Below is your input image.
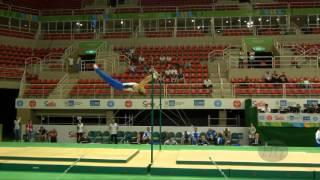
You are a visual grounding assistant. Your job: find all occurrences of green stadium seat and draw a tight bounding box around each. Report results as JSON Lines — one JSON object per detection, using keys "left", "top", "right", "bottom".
{"left": 102, "top": 131, "right": 110, "bottom": 144}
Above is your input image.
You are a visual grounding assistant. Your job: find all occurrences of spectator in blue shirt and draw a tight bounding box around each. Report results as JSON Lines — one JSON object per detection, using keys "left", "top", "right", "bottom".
{"left": 191, "top": 127, "right": 200, "bottom": 145}
{"left": 216, "top": 132, "right": 224, "bottom": 145}
{"left": 206, "top": 128, "right": 216, "bottom": 144}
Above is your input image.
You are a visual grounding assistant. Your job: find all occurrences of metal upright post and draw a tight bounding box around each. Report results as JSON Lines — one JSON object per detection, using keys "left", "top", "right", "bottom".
{"left": 150, "top": 72, "right": 154, "bottom": 164}
{"left": 159, "top": 73, "right": 162, "bottom": 151}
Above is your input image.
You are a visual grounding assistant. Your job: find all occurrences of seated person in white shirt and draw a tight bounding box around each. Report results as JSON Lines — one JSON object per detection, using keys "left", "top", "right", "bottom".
{"left": 142, "top": 127, "right": 152, "bottom": 144}
{"left": 203, "top": 79, "right": 213, "bottom": 88}
{"left": 138, "top": 55, "right": 145, "bottom": 64}
{"left": 159, "top": 55, "right": 166, "bottom": 63}
{"left": 164, "top": 137, "right": 177, "bottom": 145}
{"left": 252, "top": 133, "right": 261, "bottom": 146}
{"left": 164, "top": 68, "right": 171, "bottom": 78}
{"left": 261, "top": 104, "right": 271, "bottom": 113}
{"left": 316, "top": 128, "right": 320, "bottom": 147}
{"left": 166, "top": 55, "right": 172, "bottom": 63}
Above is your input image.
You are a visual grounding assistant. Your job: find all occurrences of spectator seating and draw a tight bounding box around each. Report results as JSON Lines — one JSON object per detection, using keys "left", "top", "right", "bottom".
{"left": 43, "top": 33, "right": 94, "bottom": 40}
{"left": 69, "top": 45, "right": 220, "bottom": 97}
{"left": 222, "top": 28, "right": 253, "bottom": 36}
{"left": 233, "top": 77, "right": 320, "bottom": 96}
{"left": 74, "top": 33, "right": 94, "bottom": 40}
{"left": 290, "top": 43, "right": 320, "bottom": 56}
{"left": 43, "top": 33, "right": 72, "bottom": 40}
{"left": 102, "top": 32, "right": 132, "bottom": 39}
{"left": 176, "top": 30, "right": 206, "bottom": 37}
{"left": 24, "top": 78, "right": 60, "bottom": 97}
{"left": 115, "top": 45, "right": 226, "bottom": 62}
{"left": 253, "top": 3, "right": 288, "bottom": 9}
{"left": 3, "top": 0, "right": 82, "bottom": 10}
{"left": 145, "top": 31, "right": 173, "bottom": 38}
{"left": 0, "top": 28, "right": 35, "bottom": 39}
{"left": 0, "top": 45, "right": 65, "bottom": 79}
{"left": 139, "top": 0, "right": 215, "bottom": 6}
{"left": 257, "top": 28, "right": 282, "bottom": 35}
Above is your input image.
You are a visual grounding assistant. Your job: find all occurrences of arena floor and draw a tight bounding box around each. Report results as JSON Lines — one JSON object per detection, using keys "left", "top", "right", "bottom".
{"left": 0, "top": 143, "right": 319, "bottom": 180}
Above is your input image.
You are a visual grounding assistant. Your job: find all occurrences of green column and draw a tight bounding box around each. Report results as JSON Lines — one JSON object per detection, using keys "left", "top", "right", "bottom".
{"left": 150, "top": 72, "right": 154, "bottom": 164}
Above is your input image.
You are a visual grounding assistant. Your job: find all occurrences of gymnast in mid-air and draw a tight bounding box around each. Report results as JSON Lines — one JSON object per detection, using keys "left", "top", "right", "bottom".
{"left": 93, "top": 64, "right": 156, "bottom": 95}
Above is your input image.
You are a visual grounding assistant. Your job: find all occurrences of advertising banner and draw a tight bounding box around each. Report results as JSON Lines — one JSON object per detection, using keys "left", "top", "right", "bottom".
{"left": 258, "top": 113, "right": 320, "bottom": 128}
{"left": 15, "top": 98, "right": 246, "bottom": 110}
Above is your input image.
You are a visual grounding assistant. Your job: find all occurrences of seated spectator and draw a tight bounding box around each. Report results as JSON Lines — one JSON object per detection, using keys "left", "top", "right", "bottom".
{"left": 199, "top": 135, "right": 209, "bottom": 146}
{"left": 191, "top": 127, "right": 200, "bottom": 145}
{"left": 164, "top": 137, "right": 178, "bottom": 145}
{"left": 170, "top": 67, "right": 178, "bottom": 83}
{"left": 48, "top": 128, "right": 57, "bottom": 143}
{"left": 166, "top": 55, "right": 172, "bottom": 63}
{"left": 296, "top": 104, "right": 302, "bottom": 113}
{"left": 251, "top": 133, "right": 261, "bottom": 146}
{"left": 138, "top": 55, "right": 145, "bottom": 64}
{"left": 206, "top": 128, "right": 216, "bottom": 144}
{"left": 181, "top": 131, "right": 190, "bottom": 144}
{"left": 248, "top": 123, "right": 256, "bottom": 145}
{"left": 156, "top": 73, "right": 164, "bottom": 84}
{"left": 272, "top": 71, "right": 281, "bottom": 83}
{"left": 263, "top": 71, "right": 272, "bottom": 83}
{"left": 279, "top": 72, "right": 288, "bottom": 83}
{"left": 223, "top": 128, "right": 231, "bottom": 145}
{"left": 159, "top": 55, "right": 166, "bottom": 63}
{"left": 129, "top": 64, "right": 136, "bottom": 74}
{"left": 143, "top": 65, "right": 149, "bottom": 73}
{"left": 261, "top": 104, "right": 271, "bottom": 113}
{"left": 177, "top": 70, "right": 185, "bottom": 83}
{"left": 149, "top": 66, "right": 159, "bottom": 80}
{"left": 203, "top": 79, "right": 213, "bottom": 88}
{"left": 216, "top": 133, "right": 224, "bottom": 145}
{"left": 165, "top": 68, "right": 171, "bottom": 78}
{"left": 79, "top": 133, "right": 90, "bottom": 143}
{"left": 316, "top": 128, "right": 320, "bottom": 147}
{"left": 142, "top": 127, "right": 151, "bottom": 144}
{"left": 38, "top": 126, "right": 47, "bottom": 142}
{"left": 128, "top": 47, "right": 135, "bottom": 57}
{"left": 248, "top": 51, "right": 255, "bottom": 68}
{"left": 301, "top": 78, "right": 311, "bottom": 89}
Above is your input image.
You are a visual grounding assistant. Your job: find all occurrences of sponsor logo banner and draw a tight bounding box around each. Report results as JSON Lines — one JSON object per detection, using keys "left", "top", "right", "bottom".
{"left": 259, "top": 113, "right": 320, "bottom": 128}
{"left": 16, "top": 100, "right": 24, "bottom": 107}
{"left": 194, "top": 99, "right": 205, "bottom": 107}
{"left": 214, "top": 100, "right": 222, "bottom": 107}
{"left": 107, "top": 100, "right": 115, "bottom": 108}
{"left": 90, "top": 100, "right": 100, "bottom": 107}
